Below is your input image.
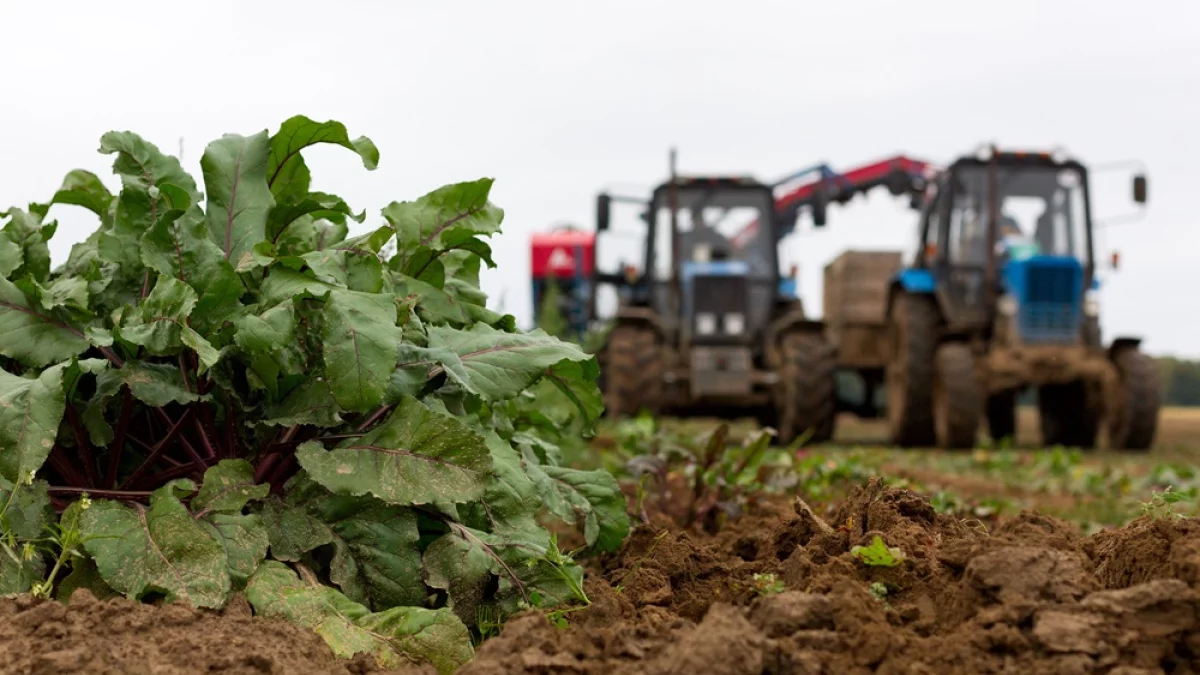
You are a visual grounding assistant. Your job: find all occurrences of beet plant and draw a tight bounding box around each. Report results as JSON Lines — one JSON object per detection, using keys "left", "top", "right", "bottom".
{"left": 0, "top": 116, "right": 628, "bottom": 673}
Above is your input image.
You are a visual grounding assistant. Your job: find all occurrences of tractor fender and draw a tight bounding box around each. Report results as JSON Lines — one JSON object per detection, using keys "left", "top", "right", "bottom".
{"left": 894, "top": 269, "right": 937, "bottom": 295}
{"left": 1108, "top": 336, "right": 1142, "bottom": 359}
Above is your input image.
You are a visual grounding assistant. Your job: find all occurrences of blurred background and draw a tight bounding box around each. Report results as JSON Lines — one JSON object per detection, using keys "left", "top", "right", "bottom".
{"left": 2, "top": 0, "right": 1197, "bottom": 359}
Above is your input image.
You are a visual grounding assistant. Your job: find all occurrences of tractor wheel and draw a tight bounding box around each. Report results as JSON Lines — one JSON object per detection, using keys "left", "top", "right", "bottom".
{"left": 1108, "top": 347, "right": 1161, "bottom": 451}
{"left": 602, "top": 324, "right": 663, "bottom": 418}
{"left": 774, "top": 330, "right": 837, "bottom": 445}
{"left": 885, "top": 292, "right": 939, "bottom": 447}
{"left": 987, "top": 390, "right": 1017, "bottom": 444}
{"left": 932, "top": 342, "right": 983, "bottom": 449}
{"left": 1038, "top": 382, "right": 1099, "bottom": 449}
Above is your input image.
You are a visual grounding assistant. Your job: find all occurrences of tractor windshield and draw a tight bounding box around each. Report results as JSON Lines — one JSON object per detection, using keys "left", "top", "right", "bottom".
{"left": 946, "top": 164, "right": 1092, "bottom": 267}
{"left": 648, "top": 185, "right": 775, "bottom": 281}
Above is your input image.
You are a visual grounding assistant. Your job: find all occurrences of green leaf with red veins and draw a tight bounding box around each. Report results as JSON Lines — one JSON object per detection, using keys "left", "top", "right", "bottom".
{"left": 296, "top": 395, "right": 492, "bottom": 506}
{"left": 246, "top": 561, "right": 472, "bottom": 674}
{"left": 193, "top": 460, "right": 270, "bottom": 515}
{"left": 98, "top": 131, "right": 199, "bottom": 272}
{"left": 382, "top": 178, "right": 503, "bottom": 255}
{"left": 1, "top": 208, "right": 53, "bottom": 283}
{"left": 118, "top": 275, "right": 220, "bottom": 371}
{"left": 80, "top": 480, "right": 231, "bottom": 608}
{"left": 260, "top": 475, "right": 425, "bottom": 611}
{"left": 267, "top": 191, "right": 363, "bottom": 245}
{"left": 0, "top": 278, "right": 90, "bottom": 368}
{"left": 266, "top": 116, "right": 379, "bottom": 203}
{"left": 201, "top": 131, "right": 276, "bottom": 273}
{"left": 260, "top": 380, "right": 343, "bottom": 428}
{"left": 425, "top": 323, "right": 593, "bottom": 403}
{"left": 141, "top": 206, "right": 244, "bottom": 333}
{"left": 320, "top": 289, "right": 402, "bottom": 412}
{"left": 0, "top": 362, "right": 67, "bottom": 485}
{"left": 0, "top": 229, "right": 21, "bottom": 278}
{"left": 302, "top": 248, "right": 384, "bottom": 294}
{"left": 47, "top": 169, "right": 115, "bottom": 222}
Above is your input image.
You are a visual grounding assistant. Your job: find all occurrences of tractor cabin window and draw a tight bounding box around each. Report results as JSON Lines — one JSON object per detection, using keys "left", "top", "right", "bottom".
{"left": 650, "top": 187, "right": 775, "bottom": 281}
{"left": 946, "top": 165, "right": 1091, "bottom": 267}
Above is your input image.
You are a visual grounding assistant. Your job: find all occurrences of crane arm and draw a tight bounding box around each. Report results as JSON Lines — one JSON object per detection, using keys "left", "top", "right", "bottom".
{"left": 731, "top": 154, "right": 937, "bottom": 248}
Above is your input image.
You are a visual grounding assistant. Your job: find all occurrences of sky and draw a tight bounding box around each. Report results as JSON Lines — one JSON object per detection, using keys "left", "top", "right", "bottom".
{"left": 3, "top": 0, "right": 1198, "bottom": 358}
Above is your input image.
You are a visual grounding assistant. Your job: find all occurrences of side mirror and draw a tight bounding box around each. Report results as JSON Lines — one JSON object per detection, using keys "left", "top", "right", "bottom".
{"left": 811, "top": 187, "right": 828, "bottom": 227}
{"left": 1132, "top": 175, "right": 1147, "bottom": 204}
{"left": 596, "top": 194, "right": 612, "bottom": 231}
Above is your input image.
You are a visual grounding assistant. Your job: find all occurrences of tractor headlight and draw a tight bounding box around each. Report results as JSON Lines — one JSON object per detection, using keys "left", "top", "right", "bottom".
{"left": 724, "top": 312, "right": 745, "bottom": 335}
{"left": 696, "top": 313, "right": 717, "bottom": 335}
{"left": 1083, "top": 291, "right": 1099, "bottom": 317}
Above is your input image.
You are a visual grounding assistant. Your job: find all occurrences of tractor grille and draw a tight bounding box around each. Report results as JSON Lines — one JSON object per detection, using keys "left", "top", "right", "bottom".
{"left": 690, "top": 274, "right": 749, "bottom": 342}
{"left": 1018, "top": 263, "right": 1082, "bottom": 344}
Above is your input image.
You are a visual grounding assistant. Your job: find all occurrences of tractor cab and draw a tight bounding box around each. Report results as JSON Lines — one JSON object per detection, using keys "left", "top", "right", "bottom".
{"left": 881, "top": 145, "right": 1158, "bottom": 450}
{"left": 911, "top": 148, "right": 1144, "bottom": 345}
{"left": 594, "top": 164, "right": 835, "bottom": 443}
{"left": 645, "top": 176, "right": 785, "bottom": 348}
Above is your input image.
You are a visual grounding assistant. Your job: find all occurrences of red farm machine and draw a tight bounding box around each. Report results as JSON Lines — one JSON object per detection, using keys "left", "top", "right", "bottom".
{"left": 529, "top": 225, "right": 596, "bottom": 339}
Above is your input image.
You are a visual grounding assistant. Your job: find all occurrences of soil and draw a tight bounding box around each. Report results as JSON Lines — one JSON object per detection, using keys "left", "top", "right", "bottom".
{"left": 3, "top": 477, "right": 1196, "bottom": 674}
{"left": 462, "top": 477, "right": 1200, "bottom": 675}
{"left": 0, "top": 589, "right": 433, "bottom": 675}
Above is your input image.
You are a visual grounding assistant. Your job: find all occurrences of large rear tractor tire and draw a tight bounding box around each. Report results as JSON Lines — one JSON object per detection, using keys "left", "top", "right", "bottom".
{"left": 885, "top": 292, "right": 939, "bottom": 447}
{"left": 932, "top": 342, "right": 983, "bottom": 449}
{"left": 774, "top": 330, "right": 838, "bottom": 445}
{"left": 1038, "top": 381, "right": 1100, "bottom": 449}
{"left": 601, "top": 324, "right": 663, "bottom": 418}
{"left": 1108, "top": 347, "right": 1161, "bottom": 451}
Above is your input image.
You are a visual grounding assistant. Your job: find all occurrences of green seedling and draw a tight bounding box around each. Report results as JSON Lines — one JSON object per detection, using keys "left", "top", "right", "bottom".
{"left": 751, "top": 572, "right": 785, "bottom": 596}
{"left": 850, "top": 535, "right": 905, "bottom": 567}
{"left": 1141, "top": 486, "right": 1191, "bottom": 519}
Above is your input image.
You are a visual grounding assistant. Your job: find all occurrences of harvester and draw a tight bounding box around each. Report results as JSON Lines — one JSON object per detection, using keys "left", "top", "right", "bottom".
{"left": 591, "top": 151, "right": 837, "bottom": 444}
{"left": 832, "top": 145, "right": 1160, "bottom": 450}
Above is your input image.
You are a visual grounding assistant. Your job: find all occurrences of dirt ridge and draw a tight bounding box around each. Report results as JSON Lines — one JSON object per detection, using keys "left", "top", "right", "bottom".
{"left": 461, "top": 477, "right": 1200, "bottom": 675}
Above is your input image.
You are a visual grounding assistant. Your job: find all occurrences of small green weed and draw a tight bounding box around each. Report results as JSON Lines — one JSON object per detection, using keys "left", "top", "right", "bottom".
{"left": 1141, "top": 486, "right": 1192, "bottom": 520}
{"left": 850, "top": 535, "right": 905, "bottom": 567}
{"left": 751, "top": 572, "right": 785, "bottom": 596}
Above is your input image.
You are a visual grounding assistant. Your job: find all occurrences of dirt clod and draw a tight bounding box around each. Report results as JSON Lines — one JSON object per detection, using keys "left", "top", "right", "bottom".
{"left": 460, "top": 482, "right": 1200, "bottom": 675}
{"left": 0, "top": 589, "right": 419, "bottom": 675}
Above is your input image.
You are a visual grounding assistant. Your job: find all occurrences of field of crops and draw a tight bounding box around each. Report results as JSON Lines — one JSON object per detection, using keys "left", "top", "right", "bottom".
{"left": 0, "top": 118, "right": 1197, "bottom": 674}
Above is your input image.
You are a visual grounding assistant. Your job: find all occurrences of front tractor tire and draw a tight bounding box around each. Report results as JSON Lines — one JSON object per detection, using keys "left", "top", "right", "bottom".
{"left": 774, "top": 330, "right": 838, "bottom": 445}
{"left": 885, "top": 292, "right": 939, "bottom": 447}
{"left": 932, "top": 342, "right": 983, "bottom": 449}
{"left": 1108, "top": 346, "right": 1161, "bottom": 451}
{"left": 601, "top": 324, "right": 664, "bottom": 418}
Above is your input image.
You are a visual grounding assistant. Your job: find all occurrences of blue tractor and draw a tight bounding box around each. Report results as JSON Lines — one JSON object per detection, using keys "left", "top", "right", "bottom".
{"left": 878, "top": 146, "right": 1159, "bottom": 449}
{"left": 592, "top": 151, "right": 837, "bottom": 444}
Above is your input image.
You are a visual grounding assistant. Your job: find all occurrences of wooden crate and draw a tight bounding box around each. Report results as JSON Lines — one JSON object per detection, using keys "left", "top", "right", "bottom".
{"left": 823, "top": 251, "right": 905, "bottom": 369}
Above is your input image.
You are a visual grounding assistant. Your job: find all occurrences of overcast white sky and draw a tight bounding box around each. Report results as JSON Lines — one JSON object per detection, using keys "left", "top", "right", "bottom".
{"left": 3, "top": 0, "right": 1198, "bottom": 357}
